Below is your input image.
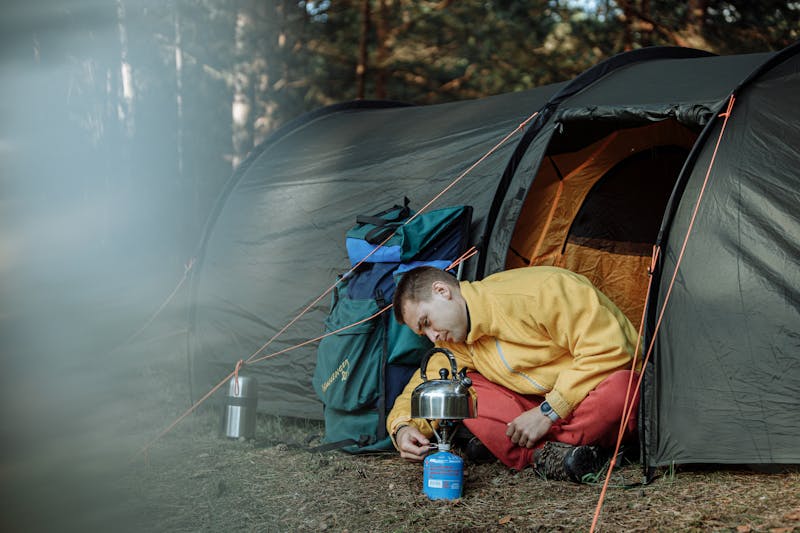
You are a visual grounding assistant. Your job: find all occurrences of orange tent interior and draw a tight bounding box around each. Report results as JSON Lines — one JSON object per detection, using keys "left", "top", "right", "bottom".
{"left": 505, "top": 119, "right": 699, "bottom": 329}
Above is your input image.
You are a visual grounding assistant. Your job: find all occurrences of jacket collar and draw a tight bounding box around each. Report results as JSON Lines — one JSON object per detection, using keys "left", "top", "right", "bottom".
{"left": 460, "top": 281, "right": 492, "bottom": 344}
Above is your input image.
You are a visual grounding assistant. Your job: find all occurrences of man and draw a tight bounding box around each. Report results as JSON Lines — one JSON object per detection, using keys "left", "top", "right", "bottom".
{"left": 387, "top": 265, "right": 641, "bottom": 482}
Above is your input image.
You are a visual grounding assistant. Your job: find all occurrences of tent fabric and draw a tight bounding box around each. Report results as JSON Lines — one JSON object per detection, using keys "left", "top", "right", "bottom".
{"left": 188, "top": 43, "right": 799, "bottom": 467}
{"left": 483, "top": 51, "right": 773, "bottom": 276}
{"left": 188, "top": 86, "right": 563, "bottom": 419}
{"left": 642, "top": 46, "right": 800, "bottom": 466}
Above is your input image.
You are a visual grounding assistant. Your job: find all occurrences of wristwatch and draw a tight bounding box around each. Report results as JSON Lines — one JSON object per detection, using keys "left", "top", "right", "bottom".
{"left": 540, "top": 401, "right": 560, "bottom": 422}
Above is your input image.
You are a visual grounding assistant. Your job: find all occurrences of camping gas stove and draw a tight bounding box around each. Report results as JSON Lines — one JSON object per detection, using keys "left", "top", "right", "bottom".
{"left": 410, "top": 348, "right": 477, "bottom": 500}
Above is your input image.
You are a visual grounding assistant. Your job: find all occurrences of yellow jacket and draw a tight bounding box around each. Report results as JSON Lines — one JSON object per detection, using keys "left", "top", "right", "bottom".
{"left": 387, "top": 266, "right": 640, "bottom": 441}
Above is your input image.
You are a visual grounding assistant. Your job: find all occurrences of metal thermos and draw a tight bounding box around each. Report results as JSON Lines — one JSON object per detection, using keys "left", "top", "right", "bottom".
{"left": 221, "top": 375, "right": 258, "bottom": 439}
{"left": 423, "top": 444, "right": 464, "bottom": 500}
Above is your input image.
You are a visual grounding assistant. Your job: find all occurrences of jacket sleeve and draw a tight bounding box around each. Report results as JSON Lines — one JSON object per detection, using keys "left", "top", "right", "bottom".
{"left": 387, "top": 365, "right": 429, "bottom": 445}
{"left": 386, "top": 344, "right": 473, "bottom": 448}
{"left": 539, "top": 275, "right": 639, "bottom": 418}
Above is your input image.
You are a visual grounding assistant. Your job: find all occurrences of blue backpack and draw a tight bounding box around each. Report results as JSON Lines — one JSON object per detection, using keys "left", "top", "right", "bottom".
{"left": 312, "top": 200, "right": 472, "bottom": 453}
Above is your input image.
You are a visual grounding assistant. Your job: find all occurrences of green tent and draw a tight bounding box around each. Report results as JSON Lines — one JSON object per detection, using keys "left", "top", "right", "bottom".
{"left": 189, "top": 43, "right": 800, "bottom": 468}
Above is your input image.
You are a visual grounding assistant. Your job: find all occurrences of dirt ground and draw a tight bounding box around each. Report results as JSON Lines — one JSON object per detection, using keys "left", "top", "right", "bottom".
{"left": 3, "top": 290, "right": 796, "bottom": 533}
{"left": 114, "top": 412, "right": 800, "bottom": 533}
{"left": 4, "top": 371, "right": 797, "bottom": 533}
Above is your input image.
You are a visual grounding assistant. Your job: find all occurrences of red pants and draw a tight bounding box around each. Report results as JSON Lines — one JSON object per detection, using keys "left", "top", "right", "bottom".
{"left": 462, "top": 370, "right": 639, "bottom": 471}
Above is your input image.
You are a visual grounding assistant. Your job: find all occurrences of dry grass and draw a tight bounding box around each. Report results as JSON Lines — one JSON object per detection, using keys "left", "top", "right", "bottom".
{"left": 119, "top": 413, "right": 800, "bottom": 533}
{"left": 6, "top": 296, "right": 794, "bottom": 533}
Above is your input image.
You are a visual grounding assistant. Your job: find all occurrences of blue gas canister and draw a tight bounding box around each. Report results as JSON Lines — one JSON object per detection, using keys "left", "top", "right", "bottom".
{"left": 423, "top": 446, "right": 464, "bottom": 500}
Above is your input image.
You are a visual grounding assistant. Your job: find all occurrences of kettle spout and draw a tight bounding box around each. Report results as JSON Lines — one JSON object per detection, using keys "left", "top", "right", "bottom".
{"left": 455, "top": 376, "right": 472, "bottom": 395}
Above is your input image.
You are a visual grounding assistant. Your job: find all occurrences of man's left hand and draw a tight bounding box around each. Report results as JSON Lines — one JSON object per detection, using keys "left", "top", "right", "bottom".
{"left": 506, "top": 408, "right": 553, "bottom": 448}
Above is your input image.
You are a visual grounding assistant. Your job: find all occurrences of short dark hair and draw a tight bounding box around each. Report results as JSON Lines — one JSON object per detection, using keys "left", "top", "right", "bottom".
{"left": 392, "top": 266, "right": 458, "bottom": 323}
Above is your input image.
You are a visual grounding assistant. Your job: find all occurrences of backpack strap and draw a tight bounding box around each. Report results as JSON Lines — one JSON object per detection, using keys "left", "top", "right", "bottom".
{"left": 305, "top": 434, "right": 373, "bottom": 453}
{"left": 355, "top": 196, "right": 411, "bottom": 227}
{"left": 375, "top": 292, "right": 389, "bottom": 443}
{"left": 362, "top": 223, "right": 401, "bottom": 245}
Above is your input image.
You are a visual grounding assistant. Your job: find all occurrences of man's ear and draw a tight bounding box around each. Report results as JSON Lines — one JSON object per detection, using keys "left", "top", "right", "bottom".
{"left": 431, "top": 280, "right": 451, "bottom": 299}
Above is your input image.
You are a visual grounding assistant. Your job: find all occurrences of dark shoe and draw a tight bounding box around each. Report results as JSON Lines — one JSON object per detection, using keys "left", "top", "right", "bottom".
{"left": 533, "top": 441, "right": 606, "bottom": 483}
{"left": 452, "top": 426, "right": 496, "bottom": 464}
{"left": 463, "top": 436, "right": 496, "bottom": 464}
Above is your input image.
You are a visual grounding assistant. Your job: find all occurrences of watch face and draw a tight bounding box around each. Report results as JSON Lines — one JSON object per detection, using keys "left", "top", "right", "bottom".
{"left": 540, "top": 401, "right": 551, "bottom": 412}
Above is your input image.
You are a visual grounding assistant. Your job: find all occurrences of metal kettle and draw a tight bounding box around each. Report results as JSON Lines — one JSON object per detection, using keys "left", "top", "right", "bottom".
{"left": 411, "top": 347, "right": 477, "bottom": 420}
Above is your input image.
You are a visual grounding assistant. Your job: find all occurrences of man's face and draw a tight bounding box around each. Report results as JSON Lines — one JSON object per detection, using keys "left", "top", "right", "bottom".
{"left": 401, "top": 281, "right": 468, "bottom": 344}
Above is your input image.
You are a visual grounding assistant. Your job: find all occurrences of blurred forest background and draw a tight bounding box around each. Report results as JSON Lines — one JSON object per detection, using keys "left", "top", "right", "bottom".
{"left": 2, "top": 0, "right": 797, "bottom": 271}
{"left": 1, "top": 0, "right": 797, "bottom": 432}
{"left": 0, "top": 1, "right": 797, "bottom": 531}
{"left": 2, "top": 0, "right": 797, "bottom": 366}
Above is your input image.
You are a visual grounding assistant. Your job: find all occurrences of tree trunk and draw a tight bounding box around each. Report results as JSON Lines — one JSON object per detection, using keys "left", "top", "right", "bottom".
{"left": 114, "top": 0, "right": 134, "bottom": 240}
{"left": 174, "top": 1, "right": 194, "bottom": 252}
{"left": 252, "top": 0, "right": 276, "bottom": 147}
{"left": 231, "top": 5, "right": 253, "bottom": 169}
{"left": 617, "top": 0, "right": 636, "bottom": 50}
{"left": 681, "top": 0, "right": 709, "bottom": 49}
{"left": 116, "top": 0, "right": 135, "bottom": 138}
{"left": 174, "top": 3, "right": 184, "bottom": 182}
{"left": 375, "top": 0, "right": 388, "bottom": 99}
{"left": 640, "top": 0, "right": 652, "bottom": 46}
{"left": 356, "top": 0, "right": 370, "bottom": 99}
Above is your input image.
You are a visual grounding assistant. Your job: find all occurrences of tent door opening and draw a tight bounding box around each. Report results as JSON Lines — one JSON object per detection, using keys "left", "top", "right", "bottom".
{"left": 505, "top": 118, "right": 700, "bottom": 328}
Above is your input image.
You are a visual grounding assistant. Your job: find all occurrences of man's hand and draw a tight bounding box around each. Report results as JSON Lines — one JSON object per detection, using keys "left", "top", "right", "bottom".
{"left": 395, "top": 425, "right": 432, "bottom": 462}
{"left": 506, "top": 408, "right": 553, "bottom": 448}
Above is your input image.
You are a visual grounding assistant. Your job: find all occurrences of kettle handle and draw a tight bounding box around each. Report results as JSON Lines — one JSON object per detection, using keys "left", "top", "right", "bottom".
{"left": 418, "top": 347, "right": 459, "bottom": 382}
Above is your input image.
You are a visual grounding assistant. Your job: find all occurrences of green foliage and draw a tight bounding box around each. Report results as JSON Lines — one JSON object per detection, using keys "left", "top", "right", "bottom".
{"left": 10, "top": 0, "right": 796, "bottom": 257}
{"left": 286, "top": 0, "right": 798, "bottom": 108}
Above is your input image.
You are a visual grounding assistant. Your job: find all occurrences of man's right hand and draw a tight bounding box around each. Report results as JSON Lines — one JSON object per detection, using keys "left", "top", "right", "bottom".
{"left": 395, "top": 425, "right": 432, "bottom": 462}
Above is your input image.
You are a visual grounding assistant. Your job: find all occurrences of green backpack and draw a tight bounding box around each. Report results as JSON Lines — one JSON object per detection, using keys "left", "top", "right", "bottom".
{"left": 312, "top": 201, "right": 472, "bottom": 453}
